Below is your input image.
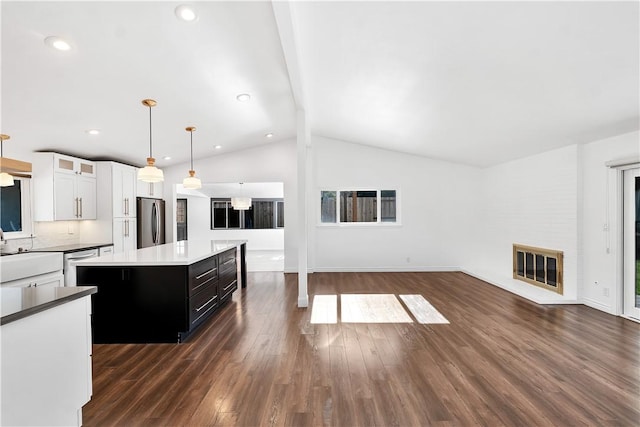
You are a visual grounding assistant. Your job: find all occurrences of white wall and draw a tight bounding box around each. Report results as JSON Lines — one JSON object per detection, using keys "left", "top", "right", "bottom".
{"left": 180, "top": 194, "right": 284, "bottom": 250}
{"left": 160, "top": 139, "right": 297, "bottom": 271}
{"left": 464, "top": 145, "right": 580, "bottom": 303}
{"left": 581, "top": 131, "right": 639, "bottom": 314}
{"left": 311, "top": 136, "right": 482, "bottom": 271}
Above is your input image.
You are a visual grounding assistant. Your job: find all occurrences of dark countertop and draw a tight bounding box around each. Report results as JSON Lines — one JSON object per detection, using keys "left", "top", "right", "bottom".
{"left": 30, "top": 243, "right": 113, "bottom": 254}
{"left": 1, "top": 286, "right": 97, "bottom": 325}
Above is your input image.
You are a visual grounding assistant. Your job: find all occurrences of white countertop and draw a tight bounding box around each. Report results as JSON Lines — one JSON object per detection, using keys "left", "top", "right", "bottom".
{"left": 75, "top": 240, "right": 246, "bottom": 267}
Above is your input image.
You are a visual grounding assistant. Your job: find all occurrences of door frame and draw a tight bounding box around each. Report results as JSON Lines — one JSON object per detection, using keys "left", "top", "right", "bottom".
{"left": 621, "top": 167, "right": 640, "bottom": 320}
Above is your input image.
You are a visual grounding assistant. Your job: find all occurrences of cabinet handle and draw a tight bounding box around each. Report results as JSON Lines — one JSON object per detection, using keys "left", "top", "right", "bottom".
{"left": 79, "top": 197, "right": 83, "bottom": 218}
{"left": 74, "top": 197, "right": 79, "bottom": 217}
{"left": 124, "top": 220, "right": 129, "bottom": 237}
{"left": 223, "top": 280, "right": 237, "bottom": 292}
{"left": 195, "top": 268, "right": 216, "bottom": 280}
{"left": 222, "top": 258, "right": 235, "bottom": 266}
{"left": 195, "top": 296, "right": 217, "bottom": 312}
{"left": 149, "top": 183, "right": 153, "bottom": 196}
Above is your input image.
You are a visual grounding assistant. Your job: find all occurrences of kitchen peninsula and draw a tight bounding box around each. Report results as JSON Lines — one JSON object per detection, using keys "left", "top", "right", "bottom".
{"left": 76, "top": 239, "right": 246, "bottom": 343}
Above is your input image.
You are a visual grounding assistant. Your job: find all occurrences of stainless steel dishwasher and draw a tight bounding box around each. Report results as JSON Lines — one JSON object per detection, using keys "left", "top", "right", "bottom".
{"left": 64, "top": 249, "right": 99, "bottom": 286}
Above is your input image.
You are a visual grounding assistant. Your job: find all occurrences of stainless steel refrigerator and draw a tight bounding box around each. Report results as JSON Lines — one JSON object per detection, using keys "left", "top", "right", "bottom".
{"left": 137, "top": 197, "right": 166, "bottom": 249}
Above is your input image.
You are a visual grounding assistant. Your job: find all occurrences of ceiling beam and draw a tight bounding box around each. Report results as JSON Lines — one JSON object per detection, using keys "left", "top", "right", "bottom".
{"left": 272, "top": 1, "right": 307, "bottom": 110}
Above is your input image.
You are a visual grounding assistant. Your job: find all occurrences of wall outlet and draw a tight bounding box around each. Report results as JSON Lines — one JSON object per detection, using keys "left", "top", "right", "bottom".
{"left": 603, "top": 288, "right": 610, "bottom": 297}
{"left": 406, "top": 257, "right": 411, "bottom": 263}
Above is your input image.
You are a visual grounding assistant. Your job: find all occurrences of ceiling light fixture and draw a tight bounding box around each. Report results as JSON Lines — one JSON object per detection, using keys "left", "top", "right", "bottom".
{"left": 215, "top": 145, "right": 222, "bottom": 150}
{"left": 0, "top": 134, "right": 15, "bottom": 187}
{"left": 86, "top": 129, "right": 100, "bottom": 135}
{"left": 182, "top": 126, "right": 202, "bottom": 190}
{"left": 163, "top": 156, "right": 172, "bottom": 160}
{"left": 265, "top": 133, "right": 274, "bottom": 139}
{"left": 231, "top": 182, "right": 251, "bottom": 210}
{"left": 236, "top": 93, "right": 251, "bottom": 102}
{"left": 175, "top": 5, "right": 197, "bottom": 22}
{"left": 138, "top": 99, "right": 164, "bottom": 183}
{"left": 44, "top": 36, "right": 71, "bottom": 51}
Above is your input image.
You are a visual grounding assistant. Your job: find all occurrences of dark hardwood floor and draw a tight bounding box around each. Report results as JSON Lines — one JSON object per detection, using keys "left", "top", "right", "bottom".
{"left": 83, "top": 272, "right": 640, "bottom": 426}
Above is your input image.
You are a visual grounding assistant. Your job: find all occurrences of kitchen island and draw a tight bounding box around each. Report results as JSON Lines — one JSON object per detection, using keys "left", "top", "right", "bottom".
{"left": 1, "top": 286, "right": 97, "bottom": 426}
{"left": 76, "top": 239, "right": 246, "bottom": 343}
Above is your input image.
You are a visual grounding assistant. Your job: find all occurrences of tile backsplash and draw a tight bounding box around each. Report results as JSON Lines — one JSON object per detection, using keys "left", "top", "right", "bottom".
{"left": 2, "top": 221, "right": 81, "bottom": 252}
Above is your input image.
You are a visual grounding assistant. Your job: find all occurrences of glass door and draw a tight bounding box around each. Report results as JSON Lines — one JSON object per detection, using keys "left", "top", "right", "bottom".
{"left": 623, "top": 168, "right": 640, "bottom": 320}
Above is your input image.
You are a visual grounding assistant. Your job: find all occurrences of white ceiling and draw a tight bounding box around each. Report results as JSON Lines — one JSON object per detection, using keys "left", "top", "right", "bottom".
{"left": 2, "top": 1, "right": 638, "bottom": 169}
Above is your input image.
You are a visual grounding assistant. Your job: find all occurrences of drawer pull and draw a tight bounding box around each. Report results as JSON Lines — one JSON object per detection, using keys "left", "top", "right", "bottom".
{"left": 222, "top": 259, "right": 235, "bottom": 266}
{"left": 191, "top": 276, "right": 215, "bottom": 292}
{"left": 195, "top": 268, "right": 216, "bottom": 280}
{"left": 222, "top": 279, "right": 237, "bottom": 292}
{"left": 195, "top": 296, "right": 217, "bottom": 312}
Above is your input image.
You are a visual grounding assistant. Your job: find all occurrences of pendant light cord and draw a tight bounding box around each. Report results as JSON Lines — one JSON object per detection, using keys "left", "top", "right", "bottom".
{"left": 190, "top": 130, "right": 194, "bottom": 170}
{"left": 148, "top": 106, "right": 153, "bottom": 158}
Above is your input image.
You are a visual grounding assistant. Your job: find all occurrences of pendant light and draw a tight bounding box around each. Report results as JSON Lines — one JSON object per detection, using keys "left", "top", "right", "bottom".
{"left": 0, "top": 134, "right": 15, "bottom": 187}
{"left": 231, "top": 182, "right": 251, "bottom": 210}
{"left": 182, "top": 126, "right": 202, "bottom": 189}
{"left": 138, "top": 99, "right": 164, "bottom": 183}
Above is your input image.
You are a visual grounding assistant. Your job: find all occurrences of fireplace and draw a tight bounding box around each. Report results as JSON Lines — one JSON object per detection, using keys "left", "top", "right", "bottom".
{"left": 513, "top": 244, "right": 563, "bottom": 294}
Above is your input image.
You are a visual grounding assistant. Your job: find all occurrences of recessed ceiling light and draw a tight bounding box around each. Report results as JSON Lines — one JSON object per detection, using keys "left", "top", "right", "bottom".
{"left": 215, "top": 145, "right": 222, "bottom": 149}
{"left": 44, "top": 36, "right": 71, "bottom": 51}
{"left": 86, "top": 129, "right": 100, "bottom": 135}
{"left": 175, "top": 5, "right": 197, "bottom": 22}
{"left": 265, "top": 133, "right": 274, "bottom": 139}
{"left": 236, "top": 93, "right": 251, "bottom": 102}
{"left": 163, "top": 156, "right": 172, "bottom": 160}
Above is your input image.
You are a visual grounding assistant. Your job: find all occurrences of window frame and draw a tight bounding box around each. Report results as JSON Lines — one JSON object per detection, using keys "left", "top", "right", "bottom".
{"left": 210, "top": 198, "right": 284, "bottom": 230}
{"left": 0, "top": 177, "right": 34, "bottom": 239}
{"left": 318, "top": 188, "right": 401, "bottom": 227}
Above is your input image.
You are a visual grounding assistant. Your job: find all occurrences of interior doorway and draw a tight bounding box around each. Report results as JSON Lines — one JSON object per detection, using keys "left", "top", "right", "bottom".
{"left": 623, "top": 168, "right": 640, "bottom": 320}
{"left": 176, "top": 198, "right": 187, "bottom": 242}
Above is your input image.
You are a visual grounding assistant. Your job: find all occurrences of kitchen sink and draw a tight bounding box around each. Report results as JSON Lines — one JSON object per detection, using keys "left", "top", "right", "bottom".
{"left": 0, "top": 252, "right": 63, "bottom": 283}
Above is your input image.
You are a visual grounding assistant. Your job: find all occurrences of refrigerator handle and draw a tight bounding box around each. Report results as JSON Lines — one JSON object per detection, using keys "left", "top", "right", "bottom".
{"left": 155, "top": 202, "right": 161, "bottom": 244}
{"left": 151, "top": 202, "right": 157, "bottom": 244}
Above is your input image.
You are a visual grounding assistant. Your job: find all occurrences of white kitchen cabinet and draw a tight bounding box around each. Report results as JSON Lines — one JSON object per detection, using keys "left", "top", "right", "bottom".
{"left": 112, "top": 218, "right": 136, "bottom": 254}
{"left": 96, "top": 162, "right": 138, "bottom": 254}
{"left": 53, "top": 153, "right": 96, "bottom": 178}
{"left": 1, "top": 294, "right": 93, "bottom": 426}
{"left": 1, "top": 270, "right": 64, "bottom": 288}
{"left": 33, "top": 153, "right": 97, "bottom": 221}
{"left": 109, "top": 162, "right": 137, "bottom": 218}
{"left": 137, "top": 180, "right": 163, "bottom": 198}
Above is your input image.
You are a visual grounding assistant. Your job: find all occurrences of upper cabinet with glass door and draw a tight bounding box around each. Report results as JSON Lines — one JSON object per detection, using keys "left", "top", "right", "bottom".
{"left": 53, "top": 153, "right": 97, "bottom": 178}
{"left": 32, "top": 152, "right": 97, "bottom": 221}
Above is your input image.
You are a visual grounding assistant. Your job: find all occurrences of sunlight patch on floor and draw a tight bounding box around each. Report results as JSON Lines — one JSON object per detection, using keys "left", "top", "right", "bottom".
{"left": 310, "top": 293, "right": 450, "bottom": 325}
{"left": 399, "top": 294, "right": 449, "bottom": 324}
{"left": 310, "top": 295, "right": 338, "bottom": 324}
{"left": 341, "top": 294, "right": 413, "bottom": 323}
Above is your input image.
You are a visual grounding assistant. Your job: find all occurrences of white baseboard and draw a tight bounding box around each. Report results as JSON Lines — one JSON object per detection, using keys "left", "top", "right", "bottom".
{"left": 311, "top": 266, "right": 460, "bottom": 273}
{"left": 581, "top": 298, "right": 616, "bottom": 315}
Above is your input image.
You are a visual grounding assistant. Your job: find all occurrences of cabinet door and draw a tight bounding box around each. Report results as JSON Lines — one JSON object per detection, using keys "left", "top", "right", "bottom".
{"left": 77, "top": 176, "right": 97, "bottom": 220}
{"left": 77, "top": 159, "right": 96, "bottom": 178}
{"left": 124, "top": 218, "right": 137, "bottom": 251}
{"left": 112, "top": 218, "right": 124, "bottom": 253}
{"left": 34, "top": 275, "right": 64, "bottom": 288}
{"left": 54, "top": 173, "right": 77, "bottom": 220}
{"left": 112, "top": 165, "right": 125, "bottom": 217}
{"left": 137, "top": 181, "right": 163, "bottom": 198}
{"left": 121, "top": 166, "right": 137, "bottom": 217}
{"left": 113, "top": 218, "right": 136, "bottom": 253}
{"left": 54, "top": 154, "right": 79, "bottom": 176}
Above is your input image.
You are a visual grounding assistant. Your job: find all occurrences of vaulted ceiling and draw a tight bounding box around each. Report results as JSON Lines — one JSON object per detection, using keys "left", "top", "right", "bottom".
{"left": 2, "top": 1, "right": 638, "bottom": 169}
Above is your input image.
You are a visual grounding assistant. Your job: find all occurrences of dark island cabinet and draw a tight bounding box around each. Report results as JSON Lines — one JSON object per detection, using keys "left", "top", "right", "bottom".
{"left": 77, "top": 252, "right": 238, "bottom": 344}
